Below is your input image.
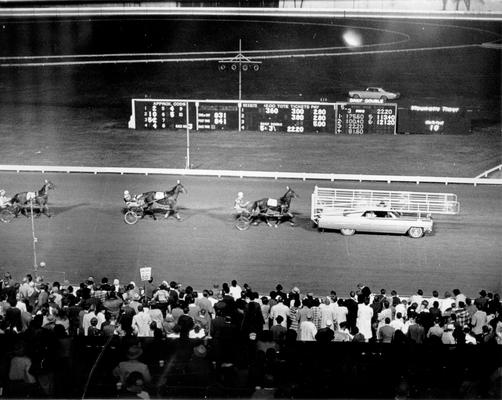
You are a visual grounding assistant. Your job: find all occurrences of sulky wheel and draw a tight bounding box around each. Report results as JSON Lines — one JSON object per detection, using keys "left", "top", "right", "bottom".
{"left": 235, "top": 215, "right": 251, "bottom": 231}
{"left": 0, "top": 209, "right": 15, "bottom": 223}
{"left": 124, "top": 210, "right": 139, "bottom": 225}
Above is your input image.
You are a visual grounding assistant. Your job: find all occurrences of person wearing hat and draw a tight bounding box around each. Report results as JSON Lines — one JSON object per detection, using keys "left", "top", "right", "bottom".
{"left": 113, "top": 345, "right": 151, "bottom": 385}
{"left": 233, "top": 191, "right": 250, "bottom": 215}
{"left": 299, "top": 309, "right": 317, "bottom": 341}
{"left": 315, "top": 319, "right": 335, "bottom": 343}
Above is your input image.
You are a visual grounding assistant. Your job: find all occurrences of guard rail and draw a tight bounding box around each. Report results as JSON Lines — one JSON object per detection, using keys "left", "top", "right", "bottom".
{"left": 1, "top": 165, "right": 501, "bottom": 185}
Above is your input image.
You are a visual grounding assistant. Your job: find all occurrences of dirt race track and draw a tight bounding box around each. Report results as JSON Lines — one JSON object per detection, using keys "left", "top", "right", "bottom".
{"left": 0, "top": 15, "right": 500, "bottom": 297}
{"left": 0, "top": 172, "right": 500, "bottom": 297}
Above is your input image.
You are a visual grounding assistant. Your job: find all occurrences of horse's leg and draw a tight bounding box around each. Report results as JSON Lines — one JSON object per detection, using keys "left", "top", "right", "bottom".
{"left": 172, "top": 206, "right": 182, "bottom": 221}
{"left": 41, "top": 201, "right": 51, "bottom": 218}
{"left": 265, "top": 213, "right": 273, "bottom": 227}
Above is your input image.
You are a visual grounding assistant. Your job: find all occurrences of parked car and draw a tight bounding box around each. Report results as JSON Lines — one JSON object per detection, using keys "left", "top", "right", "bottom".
{"left": 348, "top": 87, "right": 400, "bottom": 101}
{"left": 317, "top": 208, "right": 433, "bottom": 238}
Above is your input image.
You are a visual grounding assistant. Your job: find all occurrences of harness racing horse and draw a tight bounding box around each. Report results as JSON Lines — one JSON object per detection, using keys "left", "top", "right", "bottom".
{"left": 137, "top": 180, "right": 186, "bottom": 221}
{"left": 249, "top": 186, "right": 299, "bottom": 227}
{"left": 11, "top": 180, "right": 56, "bottom": 218}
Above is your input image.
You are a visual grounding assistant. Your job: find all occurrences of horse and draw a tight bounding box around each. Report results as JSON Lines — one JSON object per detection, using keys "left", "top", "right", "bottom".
{"left": 11, "top": 180, "right": 56, "bottom": 218}
{"left": 248, "top": 186, "right": 299, "bottom": 227}
{"left": 137, "top": 180, "right": 186, "bottom": 221}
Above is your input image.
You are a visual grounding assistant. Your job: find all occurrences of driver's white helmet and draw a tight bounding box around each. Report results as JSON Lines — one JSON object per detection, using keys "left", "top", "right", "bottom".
{"left": 237, "top": 192, "right": 244, "bottom": 198}
{"left": 0, "top": 189, "right": 5, "bottom": 196}
{"left": 124, "top": 190, "right": 129, "bottom": 196}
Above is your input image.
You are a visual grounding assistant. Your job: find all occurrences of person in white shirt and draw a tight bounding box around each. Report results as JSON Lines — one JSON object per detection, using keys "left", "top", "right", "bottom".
{"left": 319, "top": 297, "right": 336, "bottom": 329}
{"left": 132, "top": 305, "right": 153, "bottom": 337}
{"left": 233, "top": 192, "right": 250, "bottom": 215}
{"left": 453, "top": 289, "right": 466, "bottom": 307}
{"left": 0, "top": 189, "right": 11, "bottom": 208}
{"left": 15, "top": 293, "right": 27, "bottom": 313}
{"left": 334, "top": 299, "right": 349, "bottom": 327}
{"left": 390, "top": 312, "right": 405, "bottom": 332}
{"left": 356, "top": 297, "right": 374, "bottom": 341}
{"left": 409, "top": 289, "right": 424, "bottom": 308}
{"left": 299, "top": 310, "right": 317, "bottom": 341}
{"left": 395, "top": 299, "right": 408, "bottom": 318}
{"left": 229, "top": 280, "right": 242, "bottom": 300}
{"left": 269, "top": 297, "right": 289, "bottom": 328}
{"left": 82, "top": 305, "right": 98, "bottom": 336}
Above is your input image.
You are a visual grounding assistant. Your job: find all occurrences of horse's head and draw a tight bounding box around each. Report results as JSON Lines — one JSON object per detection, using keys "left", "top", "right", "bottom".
{"left": 174, "top": 180, "right": 186, "bottom": 195}
{"left": 41, "top": 180, "right": 56, "bottom": 193}
{"left": 282, "top": 186, "right": 299, "bottom": 202}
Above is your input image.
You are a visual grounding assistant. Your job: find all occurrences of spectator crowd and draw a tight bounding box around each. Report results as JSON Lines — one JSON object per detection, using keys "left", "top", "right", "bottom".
{"left": 0, "top": 270, "right": 501, "bottom": 398}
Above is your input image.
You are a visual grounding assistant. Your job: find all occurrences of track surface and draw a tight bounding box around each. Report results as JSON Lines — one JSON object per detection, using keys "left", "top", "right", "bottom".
{"left": 0, "top": 173, "right": 500, "bottom": 297}
{"left": 0, "top": 16, "right": 500, "bottom": 297}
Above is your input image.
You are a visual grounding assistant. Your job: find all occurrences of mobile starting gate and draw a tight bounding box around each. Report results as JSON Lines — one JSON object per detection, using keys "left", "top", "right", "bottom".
{"left": 311, "top": 186, "right": 460, "bottom": 224}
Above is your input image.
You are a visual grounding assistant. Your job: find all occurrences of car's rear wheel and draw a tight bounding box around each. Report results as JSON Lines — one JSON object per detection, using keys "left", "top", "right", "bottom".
{"left": 380, "top": 95, "right": 388, "bottom": 101}
{"left": 408, "top": 227, "right": 424, "bottom": 238}
{"left": 353, "top": 94, "right": 360, "bottom": 99}
{"left": 340, "top": 228, "right": 355, "bottom": 236}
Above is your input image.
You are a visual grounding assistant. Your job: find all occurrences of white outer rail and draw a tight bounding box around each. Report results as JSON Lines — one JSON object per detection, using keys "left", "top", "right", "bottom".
{"left": 475, "top": 164, "right": 502, "bottom": 179}
{"left": 0, "top": 7, "right": 500, "bottom": 21}
{"left": 0, "top": 165, "right": 501, "bottom": 186}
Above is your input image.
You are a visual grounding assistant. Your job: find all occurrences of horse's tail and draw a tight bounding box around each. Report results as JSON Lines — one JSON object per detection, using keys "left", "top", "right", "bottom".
{"left": 10, "top": 194, "right": 18, "bottom": 205}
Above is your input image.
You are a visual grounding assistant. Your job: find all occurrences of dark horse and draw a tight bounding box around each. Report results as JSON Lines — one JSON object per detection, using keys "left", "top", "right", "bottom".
{"left": 11, "top": 180, "right": 56, "bottom": 218}
{"left": 137, "top": 180, "right": 186, "bottom": 221}
{"left": 248, "top": 186, "right": 299, "bottom": 227}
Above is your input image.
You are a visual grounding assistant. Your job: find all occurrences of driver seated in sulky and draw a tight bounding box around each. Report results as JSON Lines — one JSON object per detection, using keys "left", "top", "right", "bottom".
{"left": 234, "top": 192, "right": 250, "bottom": 215}
{"left": 0, "top": 189, "right": 11, "bottom": 208}
{"left": 123, "top": 190, "right": 140, "bottom": 208}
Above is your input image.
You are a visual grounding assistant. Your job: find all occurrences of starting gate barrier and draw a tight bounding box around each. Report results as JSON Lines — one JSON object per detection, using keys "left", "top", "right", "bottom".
{"left": 311, "top": 186, "right": 460, "bottom": 224}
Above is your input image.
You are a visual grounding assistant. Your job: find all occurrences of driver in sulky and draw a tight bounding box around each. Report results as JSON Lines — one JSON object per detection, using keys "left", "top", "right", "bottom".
{"left": 123, "top": 190, "right": 140, "bottom": 208}
{"left": 234, "top": 192, "right": 250, "bottom": 215}
{"left": 0, "top": 189, "right": 11, "bottom": 208}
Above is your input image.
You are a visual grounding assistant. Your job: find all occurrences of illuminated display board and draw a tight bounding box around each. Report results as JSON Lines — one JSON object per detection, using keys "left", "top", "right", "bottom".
{"left": 397, "top": 105, "right": 471, "bottom": 134}
{"left": 196, "top": 103, "right": 239, "bottom": 130}
{"left": 335, "top": 103, "right": 397, "bottom": 134}
{"left": 134, "top": 100, "right": 193, "bottom": 130}
{"left": 131, "top": 99, "right": 399, "bottom": 134}
{"left": 240, "top": 102, "right": 335, "bottom": 133}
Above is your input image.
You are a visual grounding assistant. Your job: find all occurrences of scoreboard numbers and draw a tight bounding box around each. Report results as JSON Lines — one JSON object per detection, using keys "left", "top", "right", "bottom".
{"left": 137, "top": 101, "right": 189, "bottom": 130}
{"left": 132, "top": 99, "right": 398, "bottom": 134}
{"left": 335, "top": 103, "right": 397, "bottom": 134}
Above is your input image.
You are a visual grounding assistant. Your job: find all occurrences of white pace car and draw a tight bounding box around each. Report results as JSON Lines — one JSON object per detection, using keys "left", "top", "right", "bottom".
{"left": 317, "top": 208, "right": 433, "bottom": 238}
{"left": 348, "top": 87, "right": 400, "bottom": 101}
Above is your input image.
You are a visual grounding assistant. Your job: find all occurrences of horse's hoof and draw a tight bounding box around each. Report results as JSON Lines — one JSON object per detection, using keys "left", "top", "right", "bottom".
{"left": 274, "top": 225, "right": 279, "bottom": 228}
{"left": 252, "top": 222, "right": 258, "bottom": 226}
